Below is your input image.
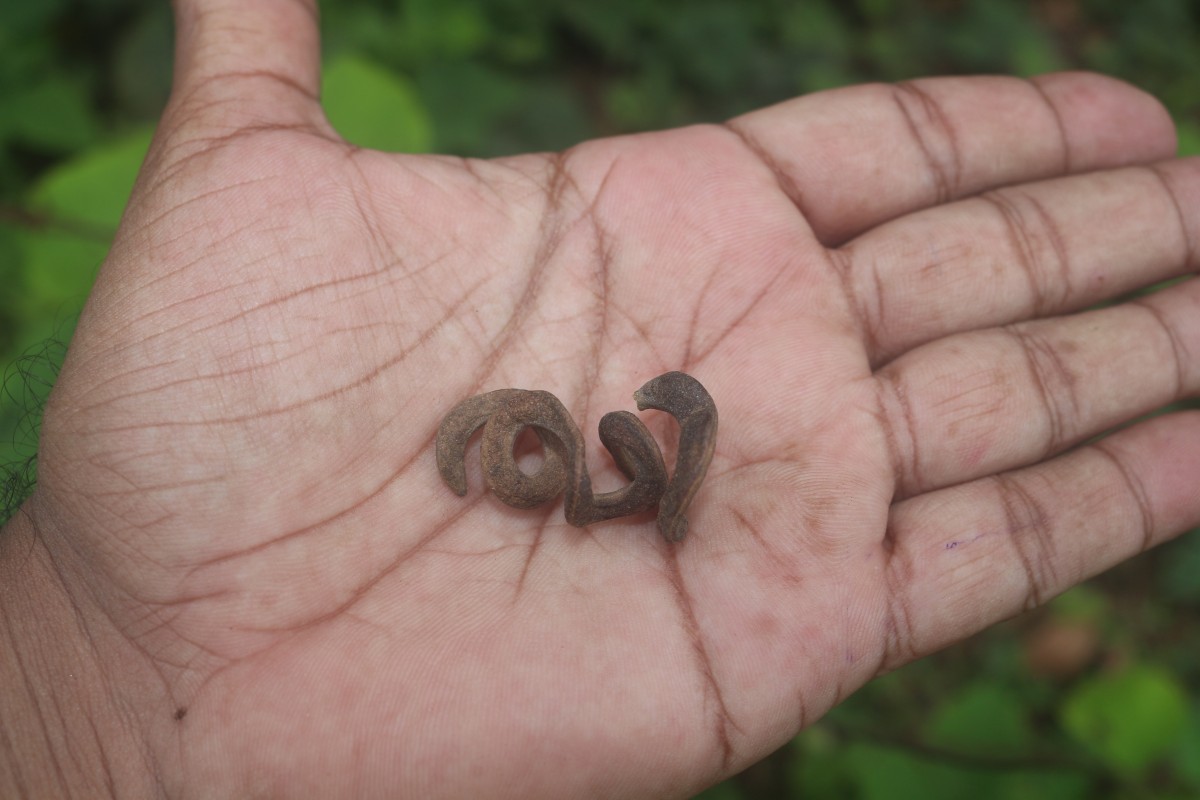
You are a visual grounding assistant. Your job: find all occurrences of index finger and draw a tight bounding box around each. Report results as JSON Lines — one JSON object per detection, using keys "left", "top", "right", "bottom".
{"left": 726, "top": 72, "right": 1177, "bottom": 245}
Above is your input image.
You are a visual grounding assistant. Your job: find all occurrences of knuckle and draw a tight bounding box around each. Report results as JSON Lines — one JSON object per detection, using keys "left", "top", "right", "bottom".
{"left": 994, "top": 474, "right": 1058, "bottom": 611}
{"left": 875, "top": 371, "right": 923, "bottom": 496}
{"left": 982, "top": 189, "right": 1072, "bottom": 316}
{"left": 1005, "top": 324, "right": 1082, "bottom": 454}
{"left": 892, "top": 81, "right": 963, "bottom": 204}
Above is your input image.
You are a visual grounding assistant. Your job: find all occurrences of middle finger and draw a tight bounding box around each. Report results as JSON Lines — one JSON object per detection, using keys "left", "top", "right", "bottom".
{"left": 837, "top": 158, "right": 1198, "bottom": 366}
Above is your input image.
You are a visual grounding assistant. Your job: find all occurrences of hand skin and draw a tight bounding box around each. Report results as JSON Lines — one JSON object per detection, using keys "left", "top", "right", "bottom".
{"left": 3, "top": 1, "right": 1200, "bottom": 797}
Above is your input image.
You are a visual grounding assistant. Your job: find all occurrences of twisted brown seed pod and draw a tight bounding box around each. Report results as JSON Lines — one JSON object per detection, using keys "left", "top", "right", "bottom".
{"left": 435, "top": 372, "right": 717, "bottom": 541}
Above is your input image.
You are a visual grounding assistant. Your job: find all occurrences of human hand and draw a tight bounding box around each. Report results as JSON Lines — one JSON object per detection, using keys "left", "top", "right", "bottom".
{"left": 3, "top": 0, "right": 1198, "bottom": 797}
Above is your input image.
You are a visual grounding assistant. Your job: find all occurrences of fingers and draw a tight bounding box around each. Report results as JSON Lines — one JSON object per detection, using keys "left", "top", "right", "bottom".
{"left": 879, "top": 411, "right": 1200, "bottom": 671}
{"left": 843, "top": 157, "right": 1200, "bottom": 364}
{"left": 876, "top": 275, "right": 1200, "bottom": 498}
{"left": 169, "top": 0, "right": 325, "bottom": 130}
{"left": 727, "top": 72, "right": 1176, "bottom": 246}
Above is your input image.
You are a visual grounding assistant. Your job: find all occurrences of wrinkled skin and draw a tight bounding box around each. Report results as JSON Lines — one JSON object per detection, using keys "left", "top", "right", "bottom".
{"left": 3, "top": 1, "right": 1200, "bottom": 798}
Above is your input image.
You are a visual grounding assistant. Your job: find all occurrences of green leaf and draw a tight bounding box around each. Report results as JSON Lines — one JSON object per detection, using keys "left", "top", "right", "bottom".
{"left": 398, "top": 0, "right": 488, "bottom": 61}
{"left": 855, "top": 0, "right": 899, "bottom": 23}
{"left": 421, "top": 67, "right": 588, "bottom": 157}
{"left": 112, "top": 3, "right": 174, "bottom": 119}
{"left": 485, "top": 81, "right": 591, "bottom": 155}
{"left": 1174, "top": 704, "right": 1200, "bottom": 788}
{"left": 1009, "top": 29, "right": 1066, "bottom": 76}
{"left": 0, "top": 77, "right": 99, "bottom": 153}
{"left": 560, "top": 3, "right": 656, "bottom": 63}
{"left": 779, "top": 0, "right": 855, "bottom": 90}
{"left": 1161, "top": 528, "right": 1200, "bottom": 603}
{"left": 1177, "top": 119, "right": 1200, "bottom": 158}
{"left": 20, "top": 127, "right": 152, "bottom": 312}
{"left": 1047, "top": 586, "right": 1110, "bottom": 622}
{"left": 994, "top": 769, "right": 1090, "bottom": 800}
{"left": 0, "top": 0, "right": 66, "bottom": 39}
{"left": 843, "top": 739, "right": 1089, "bottom": 800}
{"left": 603, "top": 66, "right": 688, "bottom": 133}
{"left": 788, "top": 726, "right": 858, "bottom": 796}
{"left": 416, "top": 61, "right": 523, "bottom": 156}
{"left": 844, "top": 742, "right": 986, "bottom": 800}
{"left": 661, "top": 1, "right": 756, "bottom": 96}
{"left": 28, "top": 127, "right": 152, "bottom": 227}
{"left": 927, "top": 683, "right": 1032, "bottom": 757}
{"left": 691, "top": 779, "right": 746, "bottom": 800}
{"left": 18, "top": 235, "right": 107, "bottom": 314}
{"left": 1061, "top": 664, "right": 1189, "bottom": 778}
{"left": 322, "top": 55, "right": 433, "bottom": 153}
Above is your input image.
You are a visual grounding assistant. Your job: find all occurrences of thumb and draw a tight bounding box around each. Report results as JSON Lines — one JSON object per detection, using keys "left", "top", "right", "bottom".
{"left": 169, "top": 0, "right": 327, "bottom": 133}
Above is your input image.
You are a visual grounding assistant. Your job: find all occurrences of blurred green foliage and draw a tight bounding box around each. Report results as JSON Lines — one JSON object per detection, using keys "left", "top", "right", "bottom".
{"left": 1, "top": 0, "right": 1198, "bottom": 797}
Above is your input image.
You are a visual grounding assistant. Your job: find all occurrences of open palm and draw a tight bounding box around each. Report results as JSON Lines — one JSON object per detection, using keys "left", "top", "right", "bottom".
{"left": 17, "top": 1, "right": 1200, "bottom": 797}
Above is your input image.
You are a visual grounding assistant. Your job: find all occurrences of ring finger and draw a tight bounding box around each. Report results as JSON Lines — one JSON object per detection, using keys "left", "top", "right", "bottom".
{"left": 875, "top": 275, "right": 1200, "bottom": 498}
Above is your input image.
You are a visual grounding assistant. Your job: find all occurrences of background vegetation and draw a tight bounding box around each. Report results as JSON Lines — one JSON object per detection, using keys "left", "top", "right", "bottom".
{"left": 1, "top": 0, "right": 1198, "bottom": 797}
